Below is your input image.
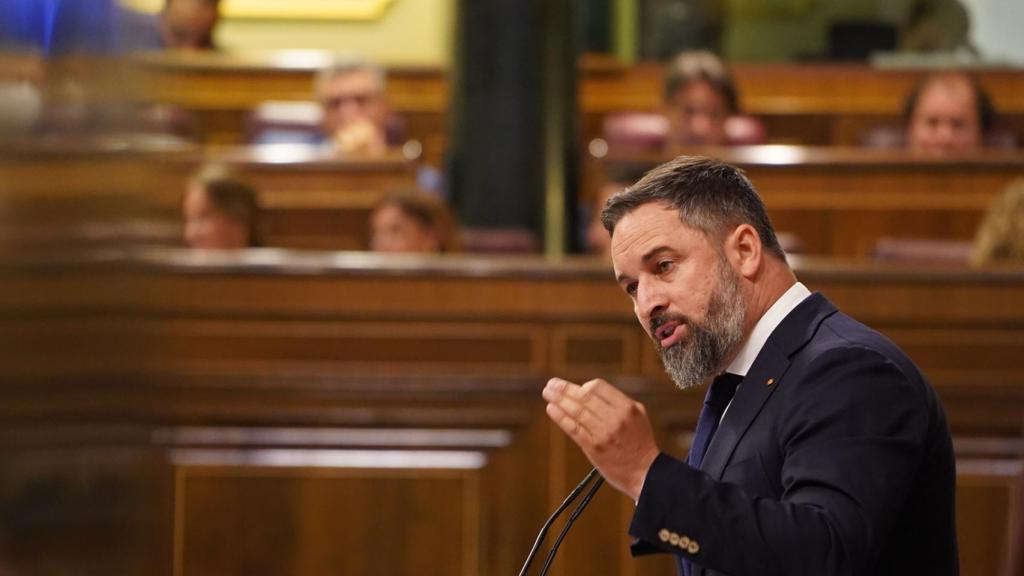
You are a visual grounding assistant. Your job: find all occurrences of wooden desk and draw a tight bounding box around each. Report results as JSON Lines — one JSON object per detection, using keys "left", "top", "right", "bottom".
{"left": 0, "top": 252, "right": 1022, "bottom": 575}
{"left": 128, "top": 52, "right": 450, "bottom": 161}
{"left": 0, "top": 142, "right": 419, "bottom": 251}
{"left": 125, "top": 53, "right": 1024, "bottom": 148}
{"left": 582, "top": 60, "right": 1024, "bottom": 145}
{"left": 211, "top": 146, "right": 419, "bottom": 250}
{"left": 601, "top": 146, "right": 1024, "bottom": 257}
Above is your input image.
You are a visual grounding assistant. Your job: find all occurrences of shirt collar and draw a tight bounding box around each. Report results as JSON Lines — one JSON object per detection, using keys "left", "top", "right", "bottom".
{"left": 724, "top": 282, "right": 811, "bottom": 377}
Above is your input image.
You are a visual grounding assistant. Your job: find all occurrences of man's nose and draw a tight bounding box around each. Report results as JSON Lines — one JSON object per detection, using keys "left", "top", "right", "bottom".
{"left": 636, "top": 280, "right": 668, "bottom": 322}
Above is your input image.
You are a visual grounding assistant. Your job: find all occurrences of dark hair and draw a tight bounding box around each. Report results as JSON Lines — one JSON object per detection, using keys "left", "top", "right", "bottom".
{"left": 190, "top": 167, "right": 261, "bottom": 246}
{"left": 601, "top": 155, "right": 786, "bottom": 260}
{"left": 373, "top": 190, "right": 461, "bottom": 253}
{"left": 903, "top": 72, "right": 996, "bottom": 132}
{"left": 663, "top": 51, "right": 739, "bottom": 114}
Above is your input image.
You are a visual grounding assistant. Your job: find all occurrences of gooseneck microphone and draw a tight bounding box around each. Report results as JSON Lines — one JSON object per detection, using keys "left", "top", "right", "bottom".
{"left": 517, "top": 467, "right": 604, "bottom": 576}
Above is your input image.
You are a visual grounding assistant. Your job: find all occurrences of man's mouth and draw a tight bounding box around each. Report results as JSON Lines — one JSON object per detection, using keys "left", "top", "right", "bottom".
{"left": 654, "top": 319, "right": 685, "bottom": 349}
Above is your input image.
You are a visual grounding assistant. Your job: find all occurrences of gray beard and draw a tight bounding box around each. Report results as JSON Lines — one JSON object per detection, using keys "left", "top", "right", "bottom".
{"left": 656, "top": 261, "right": 746, "bottom": 390}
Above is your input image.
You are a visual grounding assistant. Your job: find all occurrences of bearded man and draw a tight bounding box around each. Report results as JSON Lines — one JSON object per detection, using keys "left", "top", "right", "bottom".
{"left": 542, "top": 156, "right": 958, "bottom": 576}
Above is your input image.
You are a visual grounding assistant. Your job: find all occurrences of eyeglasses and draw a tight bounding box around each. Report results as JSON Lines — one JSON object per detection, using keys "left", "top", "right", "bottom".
{"left": 322, "top": 92, "right": 380, "bottom": 110}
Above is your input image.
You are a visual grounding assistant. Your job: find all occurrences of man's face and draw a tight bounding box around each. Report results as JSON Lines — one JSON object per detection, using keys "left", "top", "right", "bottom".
{"left": 319, "top": 70, "right": 388, "bottom": 137}
{"left": 667, "top": 79, "right": 731, "bottom": 146}
{"left": 908, "top": 78, "right": 982, "bottom": 155}
{"left": 161, "top": 0, "right": 219, "bottom": 50}
{"left": 611, "top": 202, "right": 746, "bottom": 389}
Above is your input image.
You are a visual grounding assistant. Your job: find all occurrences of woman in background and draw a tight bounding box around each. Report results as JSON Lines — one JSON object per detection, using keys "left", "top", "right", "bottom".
{"left": 183, "top": 167, "right": 261, "bottom": 249}
{"left": 369, "top": 191, "right": 460, "bottom": 254}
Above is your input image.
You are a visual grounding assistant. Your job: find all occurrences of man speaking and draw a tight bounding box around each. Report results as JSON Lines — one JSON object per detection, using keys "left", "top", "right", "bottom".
{"left": 542, "top": 156, "right": 958, "bottom": 575}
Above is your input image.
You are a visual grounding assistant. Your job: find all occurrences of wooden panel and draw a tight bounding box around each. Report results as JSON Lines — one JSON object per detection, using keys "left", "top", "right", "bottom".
{"left": 0, "top": 318, "right": 548, "bottom": 378}
{"left": 2, "top": 254, "right": 1024, "bottom": 575}
{"left": 174, "top": 465, "right": 480, "bottom": 576}
{"left": 126, "top": 54, "right": 1024, "bottom": 118}
{"left": 956, "top": 459, "right": 1024, "bottom": 576}
{"left": 550, "top": 323, "right": 643, "bottom": 378}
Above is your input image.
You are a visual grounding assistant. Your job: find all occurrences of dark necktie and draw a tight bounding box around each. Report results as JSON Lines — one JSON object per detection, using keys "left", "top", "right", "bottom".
{"left": 680, "top": 372, "right": 742, "bottom": 576}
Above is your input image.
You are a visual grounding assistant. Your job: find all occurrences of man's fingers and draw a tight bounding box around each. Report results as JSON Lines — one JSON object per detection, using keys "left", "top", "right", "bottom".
{"left": 546, "top": 377, "right": 615, "bottom": 413}
{"left": 581, "top": 378, "right": 635, "bottom": 407}
{"left": 545, "top": 385, "right": 605, "bottom": 433}
{"left": 545, "top": 402, "right": 590, "bottom": 442}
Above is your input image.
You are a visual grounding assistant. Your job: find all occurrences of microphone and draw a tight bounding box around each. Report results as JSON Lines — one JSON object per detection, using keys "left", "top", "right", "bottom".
{"left": 517, "top": 467, "right": 604, "bottom": 576}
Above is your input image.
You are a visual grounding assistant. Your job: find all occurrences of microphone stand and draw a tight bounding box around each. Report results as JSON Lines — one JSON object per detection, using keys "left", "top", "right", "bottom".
{"left": 517, "top": 467, "right": 604, "bottom": 576}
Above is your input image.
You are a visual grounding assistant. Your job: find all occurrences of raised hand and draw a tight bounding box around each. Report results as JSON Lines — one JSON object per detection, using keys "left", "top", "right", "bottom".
{"left": 543, "top": 377, "right": 661, "bottom": 501}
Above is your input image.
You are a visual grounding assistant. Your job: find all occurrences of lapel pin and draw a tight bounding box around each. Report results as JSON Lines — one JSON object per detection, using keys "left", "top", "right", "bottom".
{"left": 766, "top": 378, "right": 775, "bottom": 386}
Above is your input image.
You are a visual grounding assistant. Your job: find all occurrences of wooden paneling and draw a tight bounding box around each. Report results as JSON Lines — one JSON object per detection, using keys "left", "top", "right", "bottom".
{"left": 956, "top": 459, "right": 1024, "bottom": 576}
{"left": 174, "top": 463, "right": 481, "bottom": 576}
{"left": 1, "top": 253, "right": 1023, "bottom": 576}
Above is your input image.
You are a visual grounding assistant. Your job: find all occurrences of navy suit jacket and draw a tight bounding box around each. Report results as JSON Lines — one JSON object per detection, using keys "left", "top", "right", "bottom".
{"left": 629, "top": 293, "right": 958, "bottom": 576}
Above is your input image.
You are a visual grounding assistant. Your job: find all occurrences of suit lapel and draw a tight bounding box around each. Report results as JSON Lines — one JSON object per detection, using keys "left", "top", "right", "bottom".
{"left": 699, "top": 293, "right": 837, "bottom": 481}
{"left": 700, "top": 341, "right": 790, "bottom": 480}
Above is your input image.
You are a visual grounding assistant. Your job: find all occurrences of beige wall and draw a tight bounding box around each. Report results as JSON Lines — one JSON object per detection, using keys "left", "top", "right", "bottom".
{"left": 120, "top": 0, "right": 454, "bottom": 66}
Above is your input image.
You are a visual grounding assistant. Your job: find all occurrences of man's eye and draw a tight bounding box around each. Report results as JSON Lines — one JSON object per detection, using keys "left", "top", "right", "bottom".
{"left": 657, "top": 260, "right": 673, "bottom": 273}
{"left": 625, "top": 283, "right": 638, "bottom": 297}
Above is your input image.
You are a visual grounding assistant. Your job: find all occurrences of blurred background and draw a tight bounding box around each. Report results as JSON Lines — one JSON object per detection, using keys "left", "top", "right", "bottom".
{"left": 1, "top": 0, "right": 1023, "bottom": 575}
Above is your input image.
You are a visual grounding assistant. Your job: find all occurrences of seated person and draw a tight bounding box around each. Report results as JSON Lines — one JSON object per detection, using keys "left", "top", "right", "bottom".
{"left": 971, "top": 178, "right": 1024, "bottom": 265}
{"left": 160, "top": 0, "right": 220, "bottom": 50}
{"left": 369, "top": 191, "right": 460, "bottom": 254}
{"left": 122, "top": 0, "right": 221, "bottom": 51}
{"left": 904, "top": 71, "right": 995, "bottom": 155}
{"left": 252, "top": 57, "right": 395, "bottom": 155}
{"left": 182, "top": 167, "right": 261, "bottom": 249}
{"left": 603, "top": 51, "right": 762, "bottom": 151}
{"left": 664, "top": 50, "right": 739, "bottom": 146}
{"left": 316, "top": 58, "right": 391, "bottom": 155}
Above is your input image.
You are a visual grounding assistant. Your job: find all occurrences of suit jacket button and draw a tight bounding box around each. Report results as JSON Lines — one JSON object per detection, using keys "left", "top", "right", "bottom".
{"left": 669, "top": 532, "right": 680, "bottom": 546}
{"left": 687, "top": 540, "right": 700, "bottom": 554}
{"left": 658, "top": 529, "right": 671, "bottom": 542}
{"left": 678, "top": 536, "right": 690, "bottom": 550}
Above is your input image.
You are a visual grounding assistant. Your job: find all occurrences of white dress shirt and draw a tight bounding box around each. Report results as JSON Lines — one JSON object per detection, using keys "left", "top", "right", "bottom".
{"left": 719, "top": 282, "right": 811, "bottom": 420}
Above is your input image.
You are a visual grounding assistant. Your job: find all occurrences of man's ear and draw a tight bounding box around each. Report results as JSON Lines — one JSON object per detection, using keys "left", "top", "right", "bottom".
{"left": 724, "top": 223, "right": 762, "bottom": 280}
